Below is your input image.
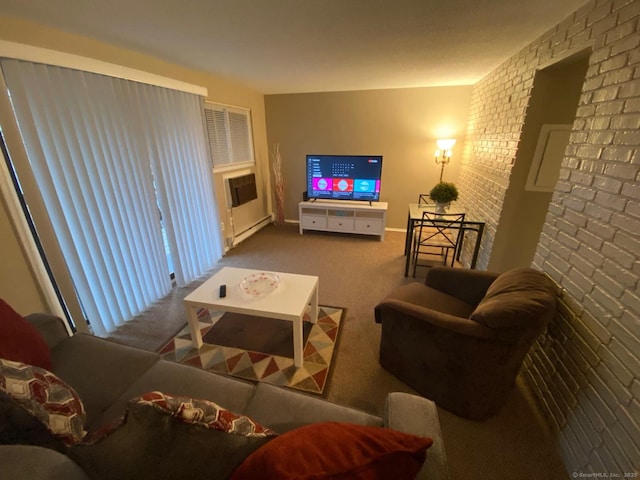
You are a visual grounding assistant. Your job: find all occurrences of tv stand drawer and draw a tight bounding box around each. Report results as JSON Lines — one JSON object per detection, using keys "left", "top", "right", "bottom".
{"left": 328, "top": 217, "right": 355, "bottom": 231}
{"left": 301, "top": 215, "right": 327, "bottom": 229}
{"left": 355, "top": 218, "right": 383, "bottom": 234}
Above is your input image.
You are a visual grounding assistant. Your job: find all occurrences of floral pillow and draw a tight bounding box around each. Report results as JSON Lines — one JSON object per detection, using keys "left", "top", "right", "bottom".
{"left": 0, "top": 358, "right": 86, "bottom": 446}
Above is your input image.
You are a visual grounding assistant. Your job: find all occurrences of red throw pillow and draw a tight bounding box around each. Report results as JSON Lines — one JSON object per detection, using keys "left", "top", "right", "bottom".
{"left": 0, "top": 299, "right": 51, "bottom": 370}
{"left": 230, "top": 422, "right": 433, "bottom": 480}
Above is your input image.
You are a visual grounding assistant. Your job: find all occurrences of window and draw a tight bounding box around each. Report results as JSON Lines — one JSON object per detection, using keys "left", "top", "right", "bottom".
{"left": 204, "top": 102, "right": 254, "bottom": 169}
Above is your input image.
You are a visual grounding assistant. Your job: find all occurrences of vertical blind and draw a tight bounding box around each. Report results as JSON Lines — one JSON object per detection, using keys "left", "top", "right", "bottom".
{"left": 1, "top": 59, "right": 222, "bottom": 335}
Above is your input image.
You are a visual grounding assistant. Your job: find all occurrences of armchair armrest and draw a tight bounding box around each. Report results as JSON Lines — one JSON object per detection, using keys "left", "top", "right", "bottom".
{"left": 25, "top": 313, "right": 70, "bottom": 349}
{"left": 384, "top": 393, "right": 449, "bottom": 480}
{"left": 425, "top": 266, "right": 499, "bottom": 306}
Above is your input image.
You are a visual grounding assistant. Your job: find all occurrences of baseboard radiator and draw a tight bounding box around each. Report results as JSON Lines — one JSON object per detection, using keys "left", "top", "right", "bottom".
{"left": 228, "top": 214, "right": 272, "bottom": 249}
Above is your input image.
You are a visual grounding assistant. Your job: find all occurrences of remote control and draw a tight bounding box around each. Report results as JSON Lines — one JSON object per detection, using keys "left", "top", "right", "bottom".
{"left": 219, "top": 284, "right": 226, "bottom": 298}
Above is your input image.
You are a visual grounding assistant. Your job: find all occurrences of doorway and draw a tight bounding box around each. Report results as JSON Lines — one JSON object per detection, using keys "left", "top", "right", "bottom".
{"left": 488, "top": 49, "right": 591, "bottom": 271}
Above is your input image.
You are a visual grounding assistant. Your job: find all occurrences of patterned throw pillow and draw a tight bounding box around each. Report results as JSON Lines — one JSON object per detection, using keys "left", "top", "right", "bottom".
{"left": 0, "top": 358, "right": 86, "bottom": 446}
{"left": 69, "top": 391, "right": 277, "bottom": 480}
{"left": 136, "top": 391, "right": 277, "bottom": 438}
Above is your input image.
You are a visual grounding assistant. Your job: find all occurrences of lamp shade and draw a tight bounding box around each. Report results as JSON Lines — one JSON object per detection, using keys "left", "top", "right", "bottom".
{"left": 436, "top": 138, "right": 456, "bottom": 150}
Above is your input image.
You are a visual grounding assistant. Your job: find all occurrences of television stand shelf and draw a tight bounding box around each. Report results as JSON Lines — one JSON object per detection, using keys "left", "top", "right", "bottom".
{"left": 298, "top": 200, "right": 388, "bottom": 240}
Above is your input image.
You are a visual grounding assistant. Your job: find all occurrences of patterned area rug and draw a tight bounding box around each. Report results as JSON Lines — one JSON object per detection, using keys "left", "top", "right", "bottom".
{"left": 159, "top": 305, "right": 345, "bottom": 396}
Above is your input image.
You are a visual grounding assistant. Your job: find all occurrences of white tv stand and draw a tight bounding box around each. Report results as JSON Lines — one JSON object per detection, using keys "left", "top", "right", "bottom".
{"left": 298, "top": 200, "right": 388, "bottom": 240}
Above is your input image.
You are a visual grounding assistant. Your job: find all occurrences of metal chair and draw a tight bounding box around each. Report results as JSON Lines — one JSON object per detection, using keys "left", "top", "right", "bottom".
{"left": 411, "top": 210, "right": 465, "bottom": 276}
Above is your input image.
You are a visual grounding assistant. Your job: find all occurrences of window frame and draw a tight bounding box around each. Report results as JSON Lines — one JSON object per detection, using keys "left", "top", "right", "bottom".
{"left": 204, "top": 101, "right": 255, "bottom": 173}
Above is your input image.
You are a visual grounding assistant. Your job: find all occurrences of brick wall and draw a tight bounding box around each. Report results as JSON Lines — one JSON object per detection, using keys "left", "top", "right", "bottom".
{"left": 459, "top": 0, "right": 639, "bottom": 475}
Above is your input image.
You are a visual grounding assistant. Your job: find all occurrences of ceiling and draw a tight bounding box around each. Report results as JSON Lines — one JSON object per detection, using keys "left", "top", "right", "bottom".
{"left": 0, "top": 0, "right": 589, "bottom": 94}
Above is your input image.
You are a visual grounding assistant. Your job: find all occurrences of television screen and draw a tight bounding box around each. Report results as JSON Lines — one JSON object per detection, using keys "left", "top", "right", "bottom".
{"left": 306, "top": 154, "right": 383, "bottom": 202}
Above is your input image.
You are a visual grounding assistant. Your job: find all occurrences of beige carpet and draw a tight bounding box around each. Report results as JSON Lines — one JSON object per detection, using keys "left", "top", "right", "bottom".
{"left": 106, "top": 223, "right": 568, "bottom": 480}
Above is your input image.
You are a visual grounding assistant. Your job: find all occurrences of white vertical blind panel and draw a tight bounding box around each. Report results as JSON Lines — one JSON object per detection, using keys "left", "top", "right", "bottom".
{"left": 134, "top": 84, "right": 222, "bottom": 285}
{"left": 1, "top": 59, "right": 172, "bottom": 335}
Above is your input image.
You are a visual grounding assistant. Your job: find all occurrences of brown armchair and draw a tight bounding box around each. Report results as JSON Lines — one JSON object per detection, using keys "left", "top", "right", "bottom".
{"left": 374, "top": 266, "right": 559, "bottom": 420}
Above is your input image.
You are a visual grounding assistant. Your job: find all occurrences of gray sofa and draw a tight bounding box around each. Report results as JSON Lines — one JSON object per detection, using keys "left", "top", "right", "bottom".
{"left": 2, "top": 313, "right": 449, "bottom": 480}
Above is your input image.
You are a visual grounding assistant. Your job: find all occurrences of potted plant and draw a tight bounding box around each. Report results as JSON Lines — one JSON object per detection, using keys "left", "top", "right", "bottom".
{"left": 429, "top": 181, "right": 459, "bottom": 213}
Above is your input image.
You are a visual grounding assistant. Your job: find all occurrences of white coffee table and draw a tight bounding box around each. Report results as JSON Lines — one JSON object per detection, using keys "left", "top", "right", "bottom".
{"left": 183, "top": 267, "right": 319, "bottom": 368}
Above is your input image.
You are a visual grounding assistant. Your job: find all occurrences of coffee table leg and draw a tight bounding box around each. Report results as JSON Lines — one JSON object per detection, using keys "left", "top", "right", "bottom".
{"left": 293, "top": 283, "right": 320, "bottom": 368}
{"left": 309, "top": 283, "right": 319, "bottom": 324}
{"left": 293, "top": 316, "right": 303, "bottom": 368}
{"left": 185, "top": 302, "right": 203, "bottom": 349}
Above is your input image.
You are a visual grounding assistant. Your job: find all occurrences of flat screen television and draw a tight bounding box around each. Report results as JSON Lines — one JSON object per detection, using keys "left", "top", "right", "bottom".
{"left": 306, "top": 154, "right": 383, "bottom": 202}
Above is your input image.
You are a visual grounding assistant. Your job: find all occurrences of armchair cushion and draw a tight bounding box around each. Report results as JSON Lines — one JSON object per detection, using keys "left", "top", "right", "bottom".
{"left": 471, "top": 268, "right": 558, "bottom": 329}
{"left": 375, "top": 282, "right": 475, "bottom": 324}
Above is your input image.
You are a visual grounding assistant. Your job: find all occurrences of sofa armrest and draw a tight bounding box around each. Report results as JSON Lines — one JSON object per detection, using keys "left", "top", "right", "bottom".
{"left": 384, "top": 393, "right": 449, "bottom": 480}
{"left": 425, "top": 266, "right": 499, "bottom": 306}
{"left": 25, "top": 313, "right": 70, "bottom": 349}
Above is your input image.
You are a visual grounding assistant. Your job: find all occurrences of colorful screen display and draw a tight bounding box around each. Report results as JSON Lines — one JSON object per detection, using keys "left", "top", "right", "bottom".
{"left": 306, "top": 155, "right": 383, "bottom": 202}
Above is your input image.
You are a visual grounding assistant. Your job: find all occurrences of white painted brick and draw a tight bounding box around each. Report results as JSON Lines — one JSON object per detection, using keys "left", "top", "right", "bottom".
{"left": 594, "top": 190, "right": 629, "bottom": 211}
{"left": 584, "top": 203, "right": 614, "bottom": 222}
{"left": 580, "top": 309, "right": 613, "bottom": 344}
{"left": 593, "top": 175, "right": 623, "bottom": 194}
{"left": 613, "top": 230, "right": 640, "bottom": 257}
{"left": 564, "top": 276, "right": 591, "bottom": 302}
{"left": 557, "top": 230, "right": 582, "bottom": 251}
{"left": 586, "top": 383, "right": 618, "bottom": 427}
{"left": 567, "top": 409, "right": 600, "bottom": 457}
{"left": 592, "top": 269, "right": 626, "bottom": 297}
{"left": 555, "top": 373, "right": 578, "bottom": 408}
{"left": 581, "top": 391, "right": 608, "bottom": 433}
{"left": 569, "top": 252, "right": 597, "bottom": 277}
{"left": 560, "top": 426, "right": 590, "bottom": 468}
{"left": 620, "top": 309, "right": 640, "bottom": 338}
{"left": 601, "top": 145, "right": 635, "bottom": 162}
{"left": 610, "top": 336, "right": 640, "bottom": 382}
{"left": 576, "top": 228, "right": 604, "bottom": 249}
{"left": 588, "top": 367, "right": 622, "bottom": 411}
{"left": 631, "top": 380, "right": 640, "bottom": 404}
{"left": 587, "top": 218, "right": 617, "bottom": 240}
{"left": 462, "top": 1, "right": 640, "bottom": 474}
{"left": 616, "top": 402, "right": 640, "bottom": 452}
{"left": 595, "top": 99, "right": 626, "bottom": 114}
{"left": 588, "top": 286, "right": 625, "bottom": 317}
{"left": 621, "top": 289, "right": 640, "bottom": 315}
{"left": 596, "top": 442, "right": 624, "bottom": 476}
{"left": 601, "top": 238, "right": 637, "bottom": 268}
{"left": 605, "top": 427, "right": 639, "bottom": 473}
{"left": 587, "top": 450, "right": 609, "bottom": 476}
{"left": 596, "top": 347, "right": 634, "bottom": 388}
{"left": 602, "top": 259, "right": 638, "bottom": 288}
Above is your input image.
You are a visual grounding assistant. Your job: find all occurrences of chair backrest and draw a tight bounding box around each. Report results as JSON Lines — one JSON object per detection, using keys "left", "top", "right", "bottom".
{"left": 416, "top": 211, "right": 466, "bottom": 248}
{"left": 417, "top": 194, "right": 431, "bottom": 205}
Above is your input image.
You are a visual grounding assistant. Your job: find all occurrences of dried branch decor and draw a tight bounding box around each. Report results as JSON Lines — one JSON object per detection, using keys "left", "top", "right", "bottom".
{"left": 270, "top": 143, "right": 285, "bottom": 225}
